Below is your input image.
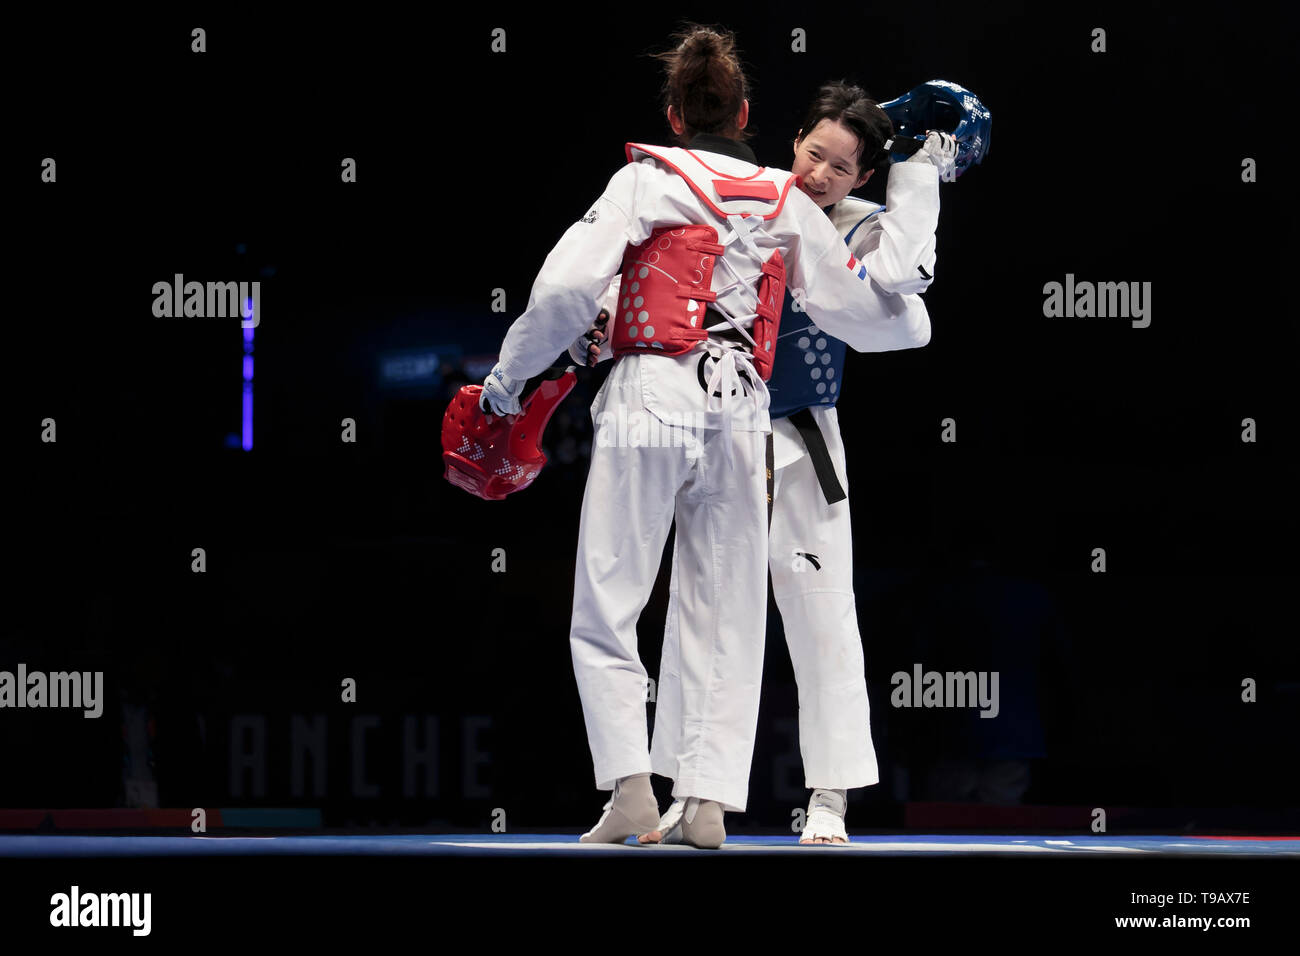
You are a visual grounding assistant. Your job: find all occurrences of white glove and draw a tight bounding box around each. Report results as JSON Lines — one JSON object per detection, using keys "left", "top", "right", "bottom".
{"left": 566, "top": 309, "right": 610, "bottom": 368}
{"left": 480, "top": 364, "right": 525, "bottom": 416}
{"left": 907, "top": 130, "right": 958, "bottom": 180}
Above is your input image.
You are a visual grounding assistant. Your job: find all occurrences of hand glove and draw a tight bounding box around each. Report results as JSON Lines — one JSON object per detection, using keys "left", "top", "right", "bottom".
{"left": 906, "top": 130, "right": 958, "bottom": 180}
{"left": 566, "top": 309, "right": 610, "bottom": 368}
{"left": 480, "top": 364, "right": 525, "bottom": 416}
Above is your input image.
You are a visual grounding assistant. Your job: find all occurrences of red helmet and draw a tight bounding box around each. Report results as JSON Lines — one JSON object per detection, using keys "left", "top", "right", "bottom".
{"left": 441, "top": 370, "right": 577, "bottom": 500}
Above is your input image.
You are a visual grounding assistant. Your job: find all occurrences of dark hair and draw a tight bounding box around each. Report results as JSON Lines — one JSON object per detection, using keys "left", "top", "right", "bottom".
{"left": 798, "top": 81, "right": 894, "bottom": 179}
{"left": 652, "top": 24, "right": 751, "bottom": 146}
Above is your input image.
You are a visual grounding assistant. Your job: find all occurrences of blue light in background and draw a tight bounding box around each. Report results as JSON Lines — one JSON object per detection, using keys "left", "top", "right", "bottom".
{"left": 242, "top": 304, "right": 254, "bottom": 451}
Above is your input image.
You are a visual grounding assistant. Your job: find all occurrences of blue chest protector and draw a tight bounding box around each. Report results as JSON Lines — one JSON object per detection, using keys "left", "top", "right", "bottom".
{"left": 767, "top": 203, "right": 885, "bottom": 420}
{"left": 767, "top": 297, "right": 848, "bottom": 420}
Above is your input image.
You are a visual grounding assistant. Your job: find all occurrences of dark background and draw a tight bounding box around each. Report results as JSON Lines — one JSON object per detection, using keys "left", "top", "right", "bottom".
{"left": 7, "top": 2, "right": 1296, "bottom": 832}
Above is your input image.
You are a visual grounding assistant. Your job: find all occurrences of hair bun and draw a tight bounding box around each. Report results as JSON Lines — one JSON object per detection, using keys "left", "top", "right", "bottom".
{"left": 653, "top": 24, "right": 750, "bottom": 145}
{"left": 687, "top": 32, "right": 720, "bottom": 54}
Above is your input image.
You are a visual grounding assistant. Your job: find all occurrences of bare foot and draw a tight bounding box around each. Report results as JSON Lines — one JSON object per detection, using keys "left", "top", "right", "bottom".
{"left": 638, "top": 830, "right": 663, "bottom": 844}
{"left": 799, "top": 836, "right": 848, "bottom": 844}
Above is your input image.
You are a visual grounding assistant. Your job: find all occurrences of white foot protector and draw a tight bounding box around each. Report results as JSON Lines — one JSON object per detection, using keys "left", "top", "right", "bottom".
{"left": 579, "top": 773, "right": 661, "bottom": 844}
{"left": 642, "top": 797, "right": 725, "bottom": 849}
{"left": 800, "top": 788, "right": 849, "bottom": 844}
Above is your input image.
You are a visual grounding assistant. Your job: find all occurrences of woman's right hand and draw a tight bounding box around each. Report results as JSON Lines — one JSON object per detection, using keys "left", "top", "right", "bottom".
{"left": 906, "top": 130, "right": 958, "bottom": 180}
{"left": 567, "top": 309, "right": 610, "bottom": 367}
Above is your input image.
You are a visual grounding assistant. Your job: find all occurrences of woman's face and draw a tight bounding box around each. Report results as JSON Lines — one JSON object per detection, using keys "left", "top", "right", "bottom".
{"left": 792, "top": 118, "right": 873, "bottom": 209}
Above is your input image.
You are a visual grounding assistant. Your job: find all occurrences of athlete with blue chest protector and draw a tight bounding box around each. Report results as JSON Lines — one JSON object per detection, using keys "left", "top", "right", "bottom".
{"left": 643, "top": 81, "right": 959, "bottom": 845}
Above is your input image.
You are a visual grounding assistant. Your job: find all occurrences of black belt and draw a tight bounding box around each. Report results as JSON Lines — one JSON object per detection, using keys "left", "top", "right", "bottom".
{"left": 786, "top": 408, "right": 846, "bottom": 505}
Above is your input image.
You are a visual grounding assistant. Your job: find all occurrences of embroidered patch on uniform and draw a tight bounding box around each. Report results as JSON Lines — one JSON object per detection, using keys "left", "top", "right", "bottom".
{"left": 581, "top": 208, "right": 599, "bottom": 224}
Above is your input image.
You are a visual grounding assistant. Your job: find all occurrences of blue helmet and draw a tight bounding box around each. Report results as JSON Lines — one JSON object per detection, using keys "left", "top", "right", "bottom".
{"left": 880, "top": 80, "right": 992, "bottom": 176}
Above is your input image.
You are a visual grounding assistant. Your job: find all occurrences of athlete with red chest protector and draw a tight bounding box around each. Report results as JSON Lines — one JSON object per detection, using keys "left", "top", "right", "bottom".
{"left": 480, "top": 32, "right": 939, "bottom": 847}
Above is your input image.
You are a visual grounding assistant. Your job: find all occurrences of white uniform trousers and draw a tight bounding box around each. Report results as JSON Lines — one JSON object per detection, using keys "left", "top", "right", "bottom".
{"left": 653, "top": 404, "right": 879, "bottom": 793}
{"left": 570, "top": 407, "right": 769, "bottom": 813}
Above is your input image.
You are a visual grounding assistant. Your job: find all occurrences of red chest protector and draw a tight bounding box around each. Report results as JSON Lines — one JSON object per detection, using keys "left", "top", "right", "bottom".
{"left": 610, "top": 144, "right": 796, "bottom": 381}
{"left": 611, "top": 224, "right": 721, "bottom": 358}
